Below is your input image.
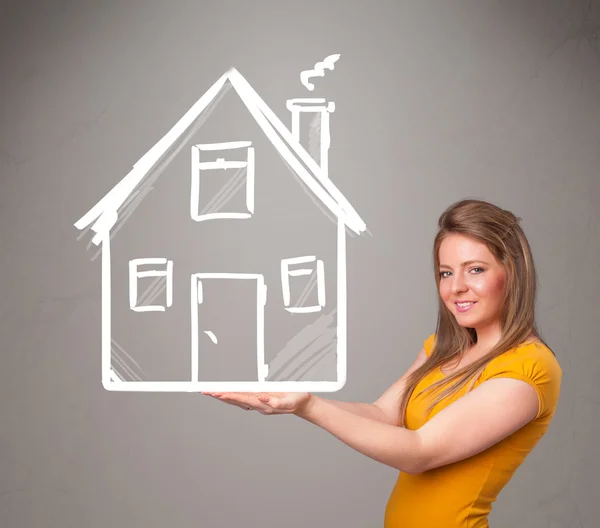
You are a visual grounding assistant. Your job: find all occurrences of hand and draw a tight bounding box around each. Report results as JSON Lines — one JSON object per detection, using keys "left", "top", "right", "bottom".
{"left": 201, "top": 391, "right": 313, "bottom": 416}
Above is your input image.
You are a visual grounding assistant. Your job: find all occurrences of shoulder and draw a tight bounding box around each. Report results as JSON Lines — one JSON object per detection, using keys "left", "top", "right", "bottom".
{"left": 485, "top": 340, "right": 562, "bottom": 380}
{"left": 483, "top": 340, "right": 562, "bottom": 419}
{"left": 423, "top": 333, "right": 437, "bottom": 357}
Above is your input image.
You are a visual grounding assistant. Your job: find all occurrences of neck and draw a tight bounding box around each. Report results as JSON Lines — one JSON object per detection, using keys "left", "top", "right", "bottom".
{"left": 472, "top": 323, "right": 502, "bottom": 351}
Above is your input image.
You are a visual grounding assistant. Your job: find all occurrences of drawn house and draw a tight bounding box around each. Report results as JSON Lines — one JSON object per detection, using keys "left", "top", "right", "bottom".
{"left": 74, "top": 67, "right": 367, "bottom": 392}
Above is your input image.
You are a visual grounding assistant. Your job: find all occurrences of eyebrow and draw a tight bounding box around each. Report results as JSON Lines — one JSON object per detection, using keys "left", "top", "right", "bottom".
{"left": 439, "top": 260, "right": 490, "bottom": 269}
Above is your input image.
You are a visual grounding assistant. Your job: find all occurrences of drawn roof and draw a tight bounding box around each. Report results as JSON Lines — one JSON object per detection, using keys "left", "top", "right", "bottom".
{"left": 74, "top": 67, "right": 366, "bottom": 241}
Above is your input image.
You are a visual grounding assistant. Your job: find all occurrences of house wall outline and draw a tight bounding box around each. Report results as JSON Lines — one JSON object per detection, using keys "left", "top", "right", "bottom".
{"left": 74, "top": 67, "right": 367, "bottom": 393}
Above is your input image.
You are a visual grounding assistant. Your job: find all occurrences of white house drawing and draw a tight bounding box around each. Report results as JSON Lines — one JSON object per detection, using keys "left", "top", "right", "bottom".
{"left": 74, "top": 62, "right": 367, "bottom": 393}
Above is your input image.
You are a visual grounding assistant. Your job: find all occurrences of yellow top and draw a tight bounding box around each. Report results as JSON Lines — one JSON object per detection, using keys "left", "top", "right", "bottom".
{"left": 384, "top": 334, "right": 562, "bottom": 528}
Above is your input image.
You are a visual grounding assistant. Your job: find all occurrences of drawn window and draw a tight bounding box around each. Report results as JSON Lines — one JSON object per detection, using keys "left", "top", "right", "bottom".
{"left": 129, "top": 258, "right": 173, "bottom": 312}
{"left": 190, "top": 141, "right": 255, "bottom": 222}
{"left": 280, "top": 256, "right": 325, "bottom": 313}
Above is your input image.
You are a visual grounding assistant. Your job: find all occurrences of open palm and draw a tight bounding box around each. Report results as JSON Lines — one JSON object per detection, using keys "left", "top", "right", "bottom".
{"left": 202, "top": 391, "right": 312, "bottom": 415}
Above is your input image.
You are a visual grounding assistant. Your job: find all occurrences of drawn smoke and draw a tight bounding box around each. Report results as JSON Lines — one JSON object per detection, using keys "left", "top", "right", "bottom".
{"left": 300, "top": 54, "right": 341, "bottom": 91}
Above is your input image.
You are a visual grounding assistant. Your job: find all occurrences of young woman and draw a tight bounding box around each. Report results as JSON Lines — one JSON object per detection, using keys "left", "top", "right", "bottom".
{"left": 202, "top": 199, "right": 562, "bottom": 527}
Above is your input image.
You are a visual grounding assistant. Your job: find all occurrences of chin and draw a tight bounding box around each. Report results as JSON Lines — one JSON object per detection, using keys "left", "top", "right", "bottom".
{"left": 454, "top": 314, "right": 481, "bottom": 327}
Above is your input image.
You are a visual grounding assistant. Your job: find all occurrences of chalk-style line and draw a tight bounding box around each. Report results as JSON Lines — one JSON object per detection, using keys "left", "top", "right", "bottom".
{"left": 191, "top": 143, "right": 254, "bottom": 222}
{"left": 300, "top": 54, "right": 341, "bottom": 91}
{"left": 284, "top": 255, "right": 316, "bottom": 265}
{"left": 97, "top": 381, "right": 347, "bottom": 392}
{"left": 112, "top": 353, "right": 142, "bottom": 382}
{"left": 293, "top": 270, "right": 317, "bottom": 309}
{"left": 196, "top": 141, "right": 251, "bottom": 151}
{"left": 190, "top": 273, "right": 267, "bottom": 384}
{"left": 281, "top": 256, "right": 310, "bottom": 306}
{"left": 286, "top": 98, "right": 334, "bottom": 182}
{"left": 112, "top": 355, "right": 139, "bottom": 382}
{"left": 197, "top": 166, "right": 246, "bottom": 215}
{"left": 189, "top": 212, "right": 251, "bottom": 222}
{"left": 96, "top": 224, "right": 347, "bottom": 391}
{"left": 289, "top": 269, "right": 313, "bottom": 276}
{"left": 228, "top": 70, "right": 362, "bottom": 232}
{"left": 281, "top": 256, "right": 325, "bottom": 313}
{"left": 197, "top": 160, "right": 247, "bottom": 170}
{"left": 275, "top": 149, "right": 342, "bottom": 233}
{"left": 110, "top": 370, "right": 124, "bottom": 383}
{"left": 337, "top": 218, "right": 347, "bottom": 389}
{"left": 101, "top": 231, "right": 112, "bottom": 387}
{"left": 89, "top": 185, "right": 155, "bottom": 262}
{"left": 112, "top": 338, "right": 147, "bottom": 378}
{"left": 136, "top": 276, "right": 166, "bottom": 308}
{"left": 204, "top": 331, "right": 218, "bottom": 345}
{"left": 74, "top": 62, "right": 364, "bottom": 393}
{"left": 266, "top": 309, "right": 337, "bottom": 381}
{"left": 288, "top": 340, "right": 336, "bottom": 382}
{"left": 129, "top": 258, "right": 173, "bottom": 312}
{"left": 199, "top": 171, "right": 247, "bottom": 216}
{"left": 308, "top": 113, "right": 321, "bottom": 168}
{"left": 246, "top": 147, "right": 255, "bottom": 214}
{"left": 85, "top": 83, "right": 232, "bottom": 258}
{"left": 74, "top": 67, "right": 366, "bottom": 238}
{"left": 317, "top": 259, "right": 326, "bottom": 307}
{"left": 75, "top": 70, "right": 231, "bottom": 235}
{"left": 190, "top": 274, "right": 198, "bottom": 382}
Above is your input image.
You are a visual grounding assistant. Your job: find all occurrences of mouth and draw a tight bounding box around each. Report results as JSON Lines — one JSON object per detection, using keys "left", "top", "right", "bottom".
{"left": 454, "top": 301, "right": 477, "bottom": 313}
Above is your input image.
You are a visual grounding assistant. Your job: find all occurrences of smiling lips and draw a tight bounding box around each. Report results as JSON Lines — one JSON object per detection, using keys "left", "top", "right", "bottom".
{"left": 455, "top": 301, "right": 477, "bottom": 313}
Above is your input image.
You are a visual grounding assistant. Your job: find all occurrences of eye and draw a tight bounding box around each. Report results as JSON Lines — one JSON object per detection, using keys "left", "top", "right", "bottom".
{"left": 439, "top": 271, "right": 451, "bottom": 278}
{"left": 470, "top": 267, "right": 484, "bottom": 273}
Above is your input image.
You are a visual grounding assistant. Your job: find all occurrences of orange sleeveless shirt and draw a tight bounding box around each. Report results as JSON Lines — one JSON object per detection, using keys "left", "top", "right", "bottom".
{"left": 384, "top": 334, "right": 562, "bottom": 528}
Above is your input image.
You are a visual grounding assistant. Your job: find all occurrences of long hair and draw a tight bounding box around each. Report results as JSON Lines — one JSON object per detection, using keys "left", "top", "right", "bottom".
{"left": 397, "top": 199, "right": 552, "bottom": 428}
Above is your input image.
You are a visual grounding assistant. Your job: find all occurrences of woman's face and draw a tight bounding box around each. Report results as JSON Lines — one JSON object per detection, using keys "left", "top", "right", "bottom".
{"left": 438, "top": 233, "right": 506, "bottom": 331}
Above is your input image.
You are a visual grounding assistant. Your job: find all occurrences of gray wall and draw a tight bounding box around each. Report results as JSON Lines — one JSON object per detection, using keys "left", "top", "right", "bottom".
{"left": 1, "top": 0, "right": 599, "bottom": 526}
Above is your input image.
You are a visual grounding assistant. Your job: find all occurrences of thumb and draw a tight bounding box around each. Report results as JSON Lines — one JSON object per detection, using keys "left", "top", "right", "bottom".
{"left": 257, "top": 394, "right": 285, "bottom": 410}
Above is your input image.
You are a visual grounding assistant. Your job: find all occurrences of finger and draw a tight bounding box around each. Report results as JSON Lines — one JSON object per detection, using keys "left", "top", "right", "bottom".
{"left": 218, "top": 392, "right": 251, "bottom": 404}
{"left": 202, "top": 392, "right": 243, "bottom": 406}
{"left": 203, "top": 392, "right": 279, "bottom": 414}
{"left": 217, "top": 393, "right": 266, "bottom": 411}
{"left": 201, "top": 392, "right": 226, "bottom": 398}
{"left": 205, "top": 392, "right": 253, "bottom": 400}
{"left": 258, "top": 394, "right": 283, "bottom": 409}
{"left": 257, "top": 393, "right": 272, "bottom": 404}
{"left": 213, "top": 395, "right": 253, "bottom": 411}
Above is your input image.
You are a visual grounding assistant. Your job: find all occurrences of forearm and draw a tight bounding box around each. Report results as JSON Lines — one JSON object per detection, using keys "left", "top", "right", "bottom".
{"left": 296, "top": 395, "right": 424, "bottom": 474}
{"left": 322, "top": 399, "right": 392, "bottom": 424}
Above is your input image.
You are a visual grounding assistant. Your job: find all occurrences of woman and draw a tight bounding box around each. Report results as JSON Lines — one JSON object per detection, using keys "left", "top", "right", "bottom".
{"left": 202, "top": 198, "right": 562, "bottom": 527}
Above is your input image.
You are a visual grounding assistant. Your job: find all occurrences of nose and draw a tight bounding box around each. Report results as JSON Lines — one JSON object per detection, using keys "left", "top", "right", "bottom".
{"left": 451, "top": 274, "right": 468, "bottom": 294}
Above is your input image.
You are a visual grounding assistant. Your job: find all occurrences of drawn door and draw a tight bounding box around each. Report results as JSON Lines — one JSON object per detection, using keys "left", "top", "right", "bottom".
{"left": 191, "top": 273, "right": 266, "bottom": 382}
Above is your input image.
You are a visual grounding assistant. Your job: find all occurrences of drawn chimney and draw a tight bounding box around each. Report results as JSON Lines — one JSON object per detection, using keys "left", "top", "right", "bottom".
{"left": 286, "top": 98, "right": 335, "bottom": 179}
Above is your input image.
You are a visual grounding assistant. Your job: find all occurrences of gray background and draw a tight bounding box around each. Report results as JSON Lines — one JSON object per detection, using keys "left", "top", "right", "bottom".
{"left": 1, "top": 0, "right": 599, "bottom": 526}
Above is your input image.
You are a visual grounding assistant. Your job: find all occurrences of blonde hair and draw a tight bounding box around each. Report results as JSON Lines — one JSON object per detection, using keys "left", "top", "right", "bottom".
{"left": 397, "top": 199, "right": 553, "bottom": 427}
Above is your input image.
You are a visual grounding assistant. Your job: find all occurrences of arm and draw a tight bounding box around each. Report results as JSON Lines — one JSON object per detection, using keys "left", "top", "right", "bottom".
{"left": 296, "top": 376, "right": 539, "bottom": 474}
{"left": 317, "top": 344, "right": 429, "bottom": 426}
{"left": 321, "top": 401, "right": 391, "bottom": 423}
